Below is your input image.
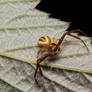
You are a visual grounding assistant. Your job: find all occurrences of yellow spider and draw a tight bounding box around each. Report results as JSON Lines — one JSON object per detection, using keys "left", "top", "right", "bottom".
{"left": 34, "top": 29, "right": 89, "bottom": 88}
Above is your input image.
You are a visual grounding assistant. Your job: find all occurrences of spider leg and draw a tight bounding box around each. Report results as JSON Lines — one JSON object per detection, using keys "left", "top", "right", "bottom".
{"left": 34, "top": 54, "right": 50, "bottom": 88}
{"left": 67, "top": 32, "right": 89, "bottom": 52}
{"left": 42, "top": 52, "right": 49, "bottom": 56}
{"left": 38, "top": 62, "right": 52, "bottom": 82}
{"left": 57, "top": 32, "right": 68, "bottom": 46}
{"left": 34, "top": 63, "right": 40, "bottom": 87}
{"left": 52, "top": 37, "right": 55, "bottom": 43}
{"left": 69, "top": 29, "right": 87, "bottom": 36}
{"left": 37, "top": 48, "right": 48, "bottom": 58}
{"left": 57, "top": 30, "right": 89, "bottom": 52}
{"left": 55, "top": 38, "right": 60, "bottom": 44}
{"left": 52, "top": 37, "right": 61, "bottom": 44}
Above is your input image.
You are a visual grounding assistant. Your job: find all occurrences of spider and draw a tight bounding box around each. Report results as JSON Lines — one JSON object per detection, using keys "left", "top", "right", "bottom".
{"left": 34, "top": 29, "right": 89, "bottom": 88}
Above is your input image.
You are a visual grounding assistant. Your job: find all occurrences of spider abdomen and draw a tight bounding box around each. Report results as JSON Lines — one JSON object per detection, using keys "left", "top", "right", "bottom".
{"left": 38, "top": 36, "right": 51, "bottom": 47}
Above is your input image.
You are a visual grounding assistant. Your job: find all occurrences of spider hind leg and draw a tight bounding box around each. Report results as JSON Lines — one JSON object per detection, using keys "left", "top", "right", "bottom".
{"left": 34, "top": 54, "right": 51, "bottom": 88}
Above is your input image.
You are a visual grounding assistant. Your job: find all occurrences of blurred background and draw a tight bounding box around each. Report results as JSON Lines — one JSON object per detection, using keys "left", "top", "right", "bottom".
{"left": 36, "top": 0, "right": 92, "bottom": 37}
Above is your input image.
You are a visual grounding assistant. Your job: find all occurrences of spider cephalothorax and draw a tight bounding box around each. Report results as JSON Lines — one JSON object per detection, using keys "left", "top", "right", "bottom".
{"left": 34, "top": 29, "right": 89, "bottom": 88}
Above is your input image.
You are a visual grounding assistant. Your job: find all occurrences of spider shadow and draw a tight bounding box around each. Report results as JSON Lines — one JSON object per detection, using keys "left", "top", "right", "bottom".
{"left": 47, "top": 55, "right": 60, "bottom": 63}
{"left": 45, "top": 41, "right": 72, "bottom": 63}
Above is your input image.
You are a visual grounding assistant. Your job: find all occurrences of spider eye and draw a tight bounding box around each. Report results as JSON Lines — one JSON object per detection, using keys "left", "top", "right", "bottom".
{"left": 38, "top": 36, "right": 51, "bottom": 47}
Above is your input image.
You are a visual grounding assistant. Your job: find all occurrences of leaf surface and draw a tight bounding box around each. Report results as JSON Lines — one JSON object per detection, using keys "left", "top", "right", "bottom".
{"left": 0, "top": 0, "right": 92, "bottom": 92}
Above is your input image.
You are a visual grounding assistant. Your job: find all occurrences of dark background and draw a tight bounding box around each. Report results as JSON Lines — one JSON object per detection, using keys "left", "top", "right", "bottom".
{"left": 35, "top": 0, "right": 92, "bottom": 37}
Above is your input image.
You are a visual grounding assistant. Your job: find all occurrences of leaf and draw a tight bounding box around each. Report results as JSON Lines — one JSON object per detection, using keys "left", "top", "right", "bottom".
{"left": 0, "top": 0, "right": 92, "bottom": 92}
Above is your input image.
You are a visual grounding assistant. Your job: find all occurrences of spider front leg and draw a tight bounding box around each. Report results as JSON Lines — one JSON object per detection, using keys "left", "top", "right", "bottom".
{"left": 52, "top": 37, "right": 60, "bottom": 44}
{"left": 37, "top": 48, "right": 48, "bottom": 58}
{"left": 34, "top": 54, "right": 51, "bottom": 88}
{"left": 57, "top": 29, "right": 89, "bottom": 52}
{"left": 68, "top": 33, "right": 89, "bottom": 52}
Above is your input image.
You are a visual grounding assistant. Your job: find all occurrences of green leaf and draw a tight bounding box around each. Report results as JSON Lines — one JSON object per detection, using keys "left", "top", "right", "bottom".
{"left": 0, "top": 0, "right": 92, "bottom": 92}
